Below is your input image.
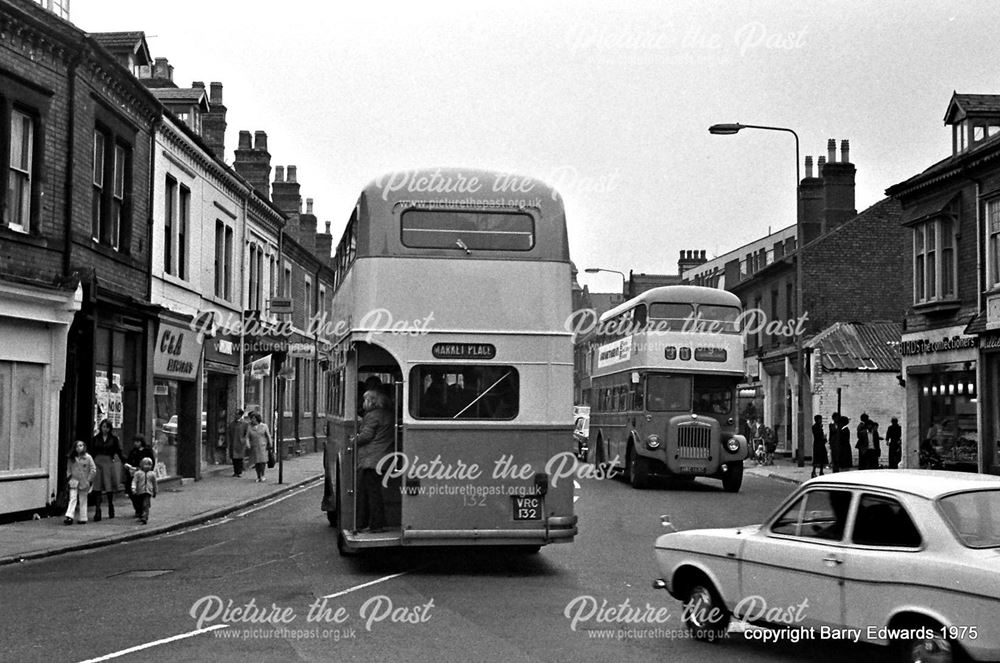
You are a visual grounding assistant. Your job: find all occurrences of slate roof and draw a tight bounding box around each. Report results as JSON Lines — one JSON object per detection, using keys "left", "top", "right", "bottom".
{"left": 806, "top": 321, "right": 901, "bottom": 372}
{"left": 89, "top": 32, "right": 152, "bottom": 66}
{"left": 944, "top": 93, "right": 1000, "bottom": 122}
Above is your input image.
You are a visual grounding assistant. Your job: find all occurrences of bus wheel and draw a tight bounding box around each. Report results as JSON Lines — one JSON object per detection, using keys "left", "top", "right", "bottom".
{"left": 326, "top": 510, "right": 337, "bottom": 527}
{"left": 627, "top": 443, "right": 650, "bottom": 489}
{"left": 722, "top": 463, "right": 743, "bottom": 493}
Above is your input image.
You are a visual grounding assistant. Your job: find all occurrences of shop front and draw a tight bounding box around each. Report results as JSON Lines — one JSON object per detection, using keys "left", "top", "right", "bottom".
{"left": 975, "top": 327, "right": 1000, "bottom": 475}
{"left": 152, "top": 318, "right": 203, "bottom": 480}
{"left": 203, "top": 334, "right": 240, "bottom": 468}
{"left": 900, "top": 325, "right": 979, "bottom": 472}
{"left": 0, "top": 281, "right": 80, "bottom": 514}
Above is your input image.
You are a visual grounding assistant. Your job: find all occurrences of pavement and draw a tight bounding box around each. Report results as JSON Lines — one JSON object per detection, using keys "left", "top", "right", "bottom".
{"left": 0, "top": 452, "right": 323, "bottom": 567}
{"left": 744, "top": 454, "right": 841, "bottom": 485}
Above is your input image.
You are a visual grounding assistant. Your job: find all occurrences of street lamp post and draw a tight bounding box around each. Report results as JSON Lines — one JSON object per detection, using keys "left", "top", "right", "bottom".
{"left": 584, "top": 267, "right": 628, "bottom": 301}
{"left": 708, "top": 123, "right": 806, "bottom": 468}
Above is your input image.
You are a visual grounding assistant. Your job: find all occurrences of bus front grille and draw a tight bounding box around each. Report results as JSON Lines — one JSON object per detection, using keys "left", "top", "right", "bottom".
{"left": 676, "top": 425, "right": 711, "bottom": 459}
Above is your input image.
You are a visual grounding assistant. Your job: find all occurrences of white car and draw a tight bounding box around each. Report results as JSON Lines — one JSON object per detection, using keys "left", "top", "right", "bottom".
{"left": 653, "top": 470, "right": 1000, "bottom": 662}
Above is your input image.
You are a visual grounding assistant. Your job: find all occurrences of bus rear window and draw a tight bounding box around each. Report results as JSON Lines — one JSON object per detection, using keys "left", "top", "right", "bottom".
{"left": 401, "top": 210, "right": 535, "bottom": 251}
{"left": 409, "top": 365, "right": 519, "bottom": 419}
{"left": 648, "top": 303, "right": 693, "bottom": 331}
{"left": 695, "top": 305, "right": 741, "bottom": 333}
{"left": 646, "top": 375, "right": 690, "bottom": 412}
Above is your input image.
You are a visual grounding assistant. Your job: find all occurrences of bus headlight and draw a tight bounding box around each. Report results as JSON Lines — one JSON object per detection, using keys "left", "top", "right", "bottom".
{"left": 646, "top": 434, "right": 662, "bottom": 450}
{"left": 725, "top": 438, "right": 740, "bottom": 453}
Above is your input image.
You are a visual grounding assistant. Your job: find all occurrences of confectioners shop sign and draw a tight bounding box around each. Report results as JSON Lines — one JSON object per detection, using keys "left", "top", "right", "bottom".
{"left": 899, "top": 334, "right": 976, "bottom": 356}
{"left": 154, "top": 321, "right": 202, "bottom": 381}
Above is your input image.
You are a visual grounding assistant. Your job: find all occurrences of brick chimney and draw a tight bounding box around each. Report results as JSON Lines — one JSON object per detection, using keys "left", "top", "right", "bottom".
{"left": 822, "top": 138, "right": 857, "bottom": 231}
{"left": 271, "top": 164, "right": 302, "bottom": 244}
{"left": 316, "top": 221, "right": 334, "bottom": 262}
{"left": 798, "top": 154, "right": 824, "bottom": 245}
{"left": 137, "top": 56, "right": 177, "bottom": 89}
{"left": 233, "top": 130, "right": 271, "bottom": 199}
{"left": 299, "top": 197, "right": 317, "bottom": 256}
{"left": 202, "top": 82, "right": 227, "bottom": 160}
{"left": 677, "top": 249, "right": 707, "bottom": 276}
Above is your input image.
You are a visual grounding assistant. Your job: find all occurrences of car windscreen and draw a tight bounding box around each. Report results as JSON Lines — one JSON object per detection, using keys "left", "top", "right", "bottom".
{"left": 937, "top": 489, "right": 1000, "bottom": 548}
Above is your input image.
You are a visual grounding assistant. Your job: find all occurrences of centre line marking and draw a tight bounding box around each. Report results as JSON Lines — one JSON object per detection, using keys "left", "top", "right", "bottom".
{"left": 76, "top": 624, "right": 229, "bottom": 663}
{"left": 322, "top": 571, "right": 409, "bottom": 599}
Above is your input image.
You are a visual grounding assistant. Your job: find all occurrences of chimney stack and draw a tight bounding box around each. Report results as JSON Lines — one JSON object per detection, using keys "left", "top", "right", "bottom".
{"left": 798, "top": 154, "right": 824, "bottom": 245}
{"left": 316, "top": 221, "right": 334, "bottom": 263}
{"left": 298, "top": 195, "right": 317, "bottom": 256}
{"left": 821, "top": 138, "right": 856, "bottom": 231}
{"left": 678, "top": 249, "right": 708, "bottom": 276}
{"left": 271, "top": 163, "right": 302, "bottom": 220}
{"left": 202, "top": 81, "right": 227, "bottom": 159}
{"left": 233, "top": 129, "right": 271, "bottom": 199}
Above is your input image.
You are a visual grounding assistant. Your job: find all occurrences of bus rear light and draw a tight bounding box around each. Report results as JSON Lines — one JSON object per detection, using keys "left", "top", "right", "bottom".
{"left": 646, "top": 434, "right": 662, "bottom": 449}
{"left": 725, "top": 438, "right": 740, "bottom": 453}
{"left": 534, "top": 472, "right": 549, "bottom": 496}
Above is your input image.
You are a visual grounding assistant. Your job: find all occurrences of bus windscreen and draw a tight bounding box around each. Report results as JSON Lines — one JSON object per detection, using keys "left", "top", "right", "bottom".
{"left": 401, "top": 210, "right": 534, "bottom": 251}
{"left": 645, "top": 375, "right": 691, "bottom": 412}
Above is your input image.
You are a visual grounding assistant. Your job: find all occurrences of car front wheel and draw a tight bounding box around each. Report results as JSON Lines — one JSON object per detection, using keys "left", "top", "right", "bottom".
{"left": 682, "top": 582, "right": 730, "bottom": 642}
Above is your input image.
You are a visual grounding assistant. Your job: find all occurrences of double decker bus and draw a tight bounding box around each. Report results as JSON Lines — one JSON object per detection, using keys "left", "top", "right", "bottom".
{"left": 588, "top": 285, "right": 749, "bottom": 492}
{"left": 321, "top": 168, "right": 576, "bottom": 554}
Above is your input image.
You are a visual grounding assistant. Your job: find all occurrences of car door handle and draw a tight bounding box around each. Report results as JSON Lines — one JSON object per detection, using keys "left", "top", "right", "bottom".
{"left": 822, "top": 556, "right": 843, "bottom": 565}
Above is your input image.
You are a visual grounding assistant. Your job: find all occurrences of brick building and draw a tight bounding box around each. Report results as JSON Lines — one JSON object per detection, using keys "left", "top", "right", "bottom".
{"left": 0, "top": 0, "right": 162, "bottom": 513}
{"left": 709, "top": 140, "right": 907, "bottom": 459}
{"left": 886, "top": 92, "right": 1000, "bottom": 474}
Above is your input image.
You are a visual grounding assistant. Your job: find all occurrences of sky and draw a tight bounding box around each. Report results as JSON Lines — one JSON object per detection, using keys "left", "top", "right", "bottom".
{"left": 72, "top": 0, "right": 1000, "bottom": 294}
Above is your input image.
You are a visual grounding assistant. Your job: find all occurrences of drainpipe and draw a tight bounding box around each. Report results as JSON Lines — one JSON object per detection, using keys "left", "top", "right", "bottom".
{"left": 62, "top": 53, "right": 81, "bottom": 278}
{"left": 238, "top": 190, "right": 249, "bottom": 411}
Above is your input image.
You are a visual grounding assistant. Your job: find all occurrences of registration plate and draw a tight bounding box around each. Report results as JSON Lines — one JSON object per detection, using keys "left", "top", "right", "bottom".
{"left": 679, "top": 466, "right": 706, "bottom": 475}
{"left": 513, "top": 495, "right": 542, "bottom": 520}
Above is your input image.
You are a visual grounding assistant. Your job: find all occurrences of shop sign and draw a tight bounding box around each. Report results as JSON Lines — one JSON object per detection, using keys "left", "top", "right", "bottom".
{"left": 288, "top": 342, "right": 316, "bottom": 359}
{"left": 980, "top": 335, "right": 1000, "bottom": 352}
{"left": 154, "top": 322, "right": 202, "bottom": 381}
{"left": 988, "top": 293, "right": 1000, "bottom": 330}
{"left": 250, "top": 355, "right": 271, "bottom": 379}
{"left": 899, "top": 335, "right": 977, "bottom": 356}
{"left": 268, "top": 297, "right": 294, "bottom": 315}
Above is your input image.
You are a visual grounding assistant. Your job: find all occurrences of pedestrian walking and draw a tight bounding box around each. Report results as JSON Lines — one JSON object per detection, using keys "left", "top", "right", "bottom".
{"left": 64, "top": 441, "right": 96, "bottom": 525}
{"left": 838, "top": 415, "right": 853, "bottom": 469}
{"left": 828, "top": 412, "right": 841, "bottom": 473}
{"left": 886, "top": 417, "right": 902, "bottom": 469}
{"left": 227, "top": 408, "right": 249, "bottom": 477}
{"left": 246, "top": 411, "right": 273, "bottom": 483}
{"left": 868, "top": 419, "right": 882, "bottom": 469}
{"left": 811, "top": 415, "right": 828, "bottom": 478}
{"left": 124, "top": 435, "right": 156, "bottom": 516}
{"left": 91, "top": 419, "right": 126, "bottom": 521}
{"left": 131, "top": 457, "right": 157, "bottom": 524}
{"left": 762, "top": 425, "right": 776, "bottom": 466}
{"left": 354, "top": 389, "right": 395, "bottom": 533}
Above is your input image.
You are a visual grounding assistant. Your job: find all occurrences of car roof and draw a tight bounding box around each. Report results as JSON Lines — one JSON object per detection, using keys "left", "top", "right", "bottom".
{"left": 801, "top": 469, "right": 1000, "bottom": 499}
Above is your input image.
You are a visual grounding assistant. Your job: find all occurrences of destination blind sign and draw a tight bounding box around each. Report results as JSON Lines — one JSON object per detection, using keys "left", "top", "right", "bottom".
{"left": 432, "top": 343, "right": 496, "bottom": 360}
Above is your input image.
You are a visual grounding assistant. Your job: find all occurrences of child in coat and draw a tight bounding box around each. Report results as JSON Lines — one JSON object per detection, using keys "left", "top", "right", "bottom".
{"left": 131, "top": 457, "right": 157, "bottom": 524}
{"left": 65, "top": 440, "right": 97, "bottom": 524}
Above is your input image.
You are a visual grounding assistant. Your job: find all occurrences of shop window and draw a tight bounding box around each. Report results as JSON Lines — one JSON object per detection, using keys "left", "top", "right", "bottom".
{"left": 0, "top": 361, "right": 44, "bottom": 471}
{"left": 919, "top": 372, "right": 978, "bottom": 470}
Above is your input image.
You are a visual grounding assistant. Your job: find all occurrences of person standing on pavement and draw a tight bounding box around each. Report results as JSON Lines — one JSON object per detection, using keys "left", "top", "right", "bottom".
{"left": 811, "top": 415, "right": 828, "bottom": 478}
{"left": 91, "top": 419, "right": 126, "bottom": 521}
{"left": 124, "top": 435, "right": 156, "bottom": 517}
{"left": 354, "top": 389, "right": 395, "bottom": 533}
{"left": 838, "top": 415, "right": 853, "bottom": 469}
{"left": 886, "top": 417, "right": 902, "bottom": 469}
{"left": 131, "top": 457, "right": 157, "bottom": 524}
{"left": 868, "top": 419, "right": 882, "bottom": 469}
{"left": 246, "top": 411, "right": 274, "bottom": 483}
{"left": 855, "top": 414, "right": 872, "bottom": 469}
{"left": 828, "top": 412, "right": 841, "bottom": 472}
{"left": 227, "top": 408, "right": 249, "bottom": 477}
{"left": 64, "top": 441, "right": 96, "bottom": 525}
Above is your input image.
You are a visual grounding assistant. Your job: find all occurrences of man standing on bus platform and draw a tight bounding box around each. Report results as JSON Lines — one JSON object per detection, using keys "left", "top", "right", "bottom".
{"left": 353, "top": 389, "right": 395, "bottom": 533}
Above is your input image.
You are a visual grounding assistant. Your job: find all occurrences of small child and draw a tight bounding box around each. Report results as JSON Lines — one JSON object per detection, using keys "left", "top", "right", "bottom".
{"left": 65, "top": 440, "right": 96, "bottom": 525}
{"left": 124, "top": 435, "right": 156, "bottom": 516}
{"left": 131, "top": 457, "right": 157, "bottom": 524}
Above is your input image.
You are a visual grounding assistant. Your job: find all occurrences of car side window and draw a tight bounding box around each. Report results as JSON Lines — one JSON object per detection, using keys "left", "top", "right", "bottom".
{"left": 770, "top": 489, "right": 852, "bottom": 541}
{"left": 851, "top": 494, "right": 922, "bottom": 548}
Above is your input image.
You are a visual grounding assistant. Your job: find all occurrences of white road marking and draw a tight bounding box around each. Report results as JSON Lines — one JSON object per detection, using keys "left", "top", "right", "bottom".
{"left": 573, "top": 480, "right": 581, "bottom": 503}
{"left": 322, "top": 571, "right": 409, "bottom": 599}
{"left": 76, "top": 624, "right": 229, "bottom": 662}
{"left": 236, "top": 481, "right": 319, "bottom": 516}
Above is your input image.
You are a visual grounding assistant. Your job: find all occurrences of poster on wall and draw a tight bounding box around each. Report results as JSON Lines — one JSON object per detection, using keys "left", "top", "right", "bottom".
{"left": 94, "top": 370, "right": 109, "bottom": 433}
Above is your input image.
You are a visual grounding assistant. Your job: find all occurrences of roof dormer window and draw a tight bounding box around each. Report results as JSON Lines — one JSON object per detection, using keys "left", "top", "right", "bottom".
{"left": 944, "top": 93, "right": 1000, "bottom": 155}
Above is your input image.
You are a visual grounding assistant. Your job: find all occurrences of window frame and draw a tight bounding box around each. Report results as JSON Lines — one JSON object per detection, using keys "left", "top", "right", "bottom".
{"left": 214, "top": 219, "right": 234, "bottom": 301}
{"left": 5, "top": 108, "right": 34, "bottom": 233}
{"left": 987, "top": 198, "right": 1000, "bottom": 289}
{"left": 91, "top": 117, "right": 134, "bottom": 252}
{"left": 849, "top": 492, "right": 924, "bottom": 549}
{"left": 913, "top": 218, "right": 958, "bottom": 304}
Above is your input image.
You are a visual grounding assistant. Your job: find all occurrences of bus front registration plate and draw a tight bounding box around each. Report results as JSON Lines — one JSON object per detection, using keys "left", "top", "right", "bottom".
{"left": 679, "top": 466, "right": 706, "bottom": 474}
{"left": 513, "top": 496, "right": 542, "bottom": 520}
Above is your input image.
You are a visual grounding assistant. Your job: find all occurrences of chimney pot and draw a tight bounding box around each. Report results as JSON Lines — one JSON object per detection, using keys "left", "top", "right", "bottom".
{"left": 287, "top": 165, "right": 297, "bottom": 183}
{"left": 805, "top": 155, "right": 813, "bottom": 178}
{"left": 325, "top": 221, "right": 331, "bottom": 234}
{"left": 274, "top": 166, "right": 285, "bottom": 182}
{"left": 700, "top": 250, "right": 705, "bottom": 260}
{"left": 253, "top": 130, "right": 268, "bottom": 152}
{"left": 306, "top": 198, "right": 314, "bottom": 214}
{"left": 840, "top": 139, "right": 850, "bottom": 164}
{"left": 817, "top": 155, "right": 827, "bottom": 175}
{"left": 238, "top": 130, "right": 252, "bottom": 150}
{"left": 827, "top": 138, "right": 836, "bottom": 163}
{"left": 209, "top": 82, "right": 223, "bottom": 104}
